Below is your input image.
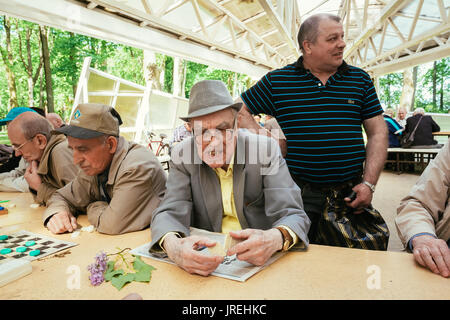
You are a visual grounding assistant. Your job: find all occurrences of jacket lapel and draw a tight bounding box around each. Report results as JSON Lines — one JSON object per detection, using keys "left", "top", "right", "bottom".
{"left": 191, "top": 139, "right": 222, "bottom": 232}
{"left": 199, "top": 164, "right": 223, "bottom": 232}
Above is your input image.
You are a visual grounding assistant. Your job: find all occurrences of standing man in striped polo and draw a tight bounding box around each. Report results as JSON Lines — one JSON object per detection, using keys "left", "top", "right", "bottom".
{"left": 237, "top": 13, "right": 390, "bottom": 250}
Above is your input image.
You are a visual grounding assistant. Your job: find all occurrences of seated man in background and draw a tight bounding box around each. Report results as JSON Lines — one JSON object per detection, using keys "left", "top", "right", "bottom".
{"left": 405, "top": 108, "right": 442, "bottom": 148}
{"left": 46, "top": 112, "right": 65, "bottom": 128}
{"left": 150, "top": 80, "right": 310, "bottom": 276}
{"left": 396, "top": 106, "right": 408, "bottom": 128}
{"left": 7, "top": 112, "right": 78, "bottom": 204}
{"left": 169, "top": 122, "right": 191, "bottom": 151}
{"left": 0, "top": 107, "right": 37, "bottom": 191}
{"left": 396, "top": 140, "right": 450, "bottom": 278}
{"left": 43, "top": 103, "right": 167, "bottom": 235}
{"left": 383, "top": 108, "right": 403, "bottom": 148}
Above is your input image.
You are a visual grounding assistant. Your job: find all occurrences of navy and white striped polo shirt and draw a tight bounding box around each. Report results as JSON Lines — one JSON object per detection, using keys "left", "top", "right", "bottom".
{"left": 241, "top": 57, "right": 383, "bottom": 184}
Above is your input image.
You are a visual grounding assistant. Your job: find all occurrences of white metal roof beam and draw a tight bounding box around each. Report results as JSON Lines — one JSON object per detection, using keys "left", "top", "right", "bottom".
{"left": 344, "top": 0, "right": 409, "bottom": 59}
{"left": 201, "top": 0, "right": 286, "bottom": 63}
{"left": 361, "top": 21, "right": 450, "bottom": 70}
{"left": 257, "top": 0, "right": 299, "bottom": 57}
{"left": 367, "top": 43, "right": 450, "bottom": 76}
{"left": 85, "top": 0, "right": 278, "bottom": 68}
{"left": 0, "top": 0, "right": 269, "bottom": 77}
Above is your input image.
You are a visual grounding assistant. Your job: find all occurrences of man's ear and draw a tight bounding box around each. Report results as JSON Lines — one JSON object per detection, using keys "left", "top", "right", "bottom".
{"left": 35, "top": 134, "right": 48, "bottom": 150}
{"left": 302, "top": 40, "right": 312, "bottom": 55}
{"left": 106, "top": 136, "right": 118, "bottom": 154}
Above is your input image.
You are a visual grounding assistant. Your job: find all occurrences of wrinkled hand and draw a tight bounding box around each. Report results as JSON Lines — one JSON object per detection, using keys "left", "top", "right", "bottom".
{"left": 46, "top": 211, "right": 78, "bottom": 234}
{"left": 226, "top": 228, "right": 282, "bottom": 266}
{"left": 344, "top": 183, "right": 373, "bottom": 214}
{"left": 163, "top": 234, "right": 223, "bottom": 276}
{"left": 412, "top": 235, "right": 450, "bottom": 278}
{"left": 24, "top": 161, "right": 42, "bottom": 191}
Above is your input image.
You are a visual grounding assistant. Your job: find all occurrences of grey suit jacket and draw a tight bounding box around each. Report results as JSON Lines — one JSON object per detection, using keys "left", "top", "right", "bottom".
{"left": 149, "top": 130, "right": 310, "bottom": 256}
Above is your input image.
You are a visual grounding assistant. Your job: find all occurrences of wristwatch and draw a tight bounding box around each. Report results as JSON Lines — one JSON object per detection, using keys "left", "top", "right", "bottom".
{"left": 276, "top": 227, "right": 293, "bottom": 252}
{"left": 362, "top": 180, "right": 376, "bottom": 193}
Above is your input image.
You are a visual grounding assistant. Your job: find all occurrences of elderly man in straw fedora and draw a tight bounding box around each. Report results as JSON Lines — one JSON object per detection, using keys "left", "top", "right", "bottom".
{"left": 149, "top": 80, "right": 310, "bottom": 276}
{"left": 43, "top": 103, "right": 167, "bottom": 235}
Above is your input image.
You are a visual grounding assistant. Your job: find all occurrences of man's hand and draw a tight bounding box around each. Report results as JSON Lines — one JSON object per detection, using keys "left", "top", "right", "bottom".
{"left": 344, "top": 183, "right": 373, "bottom": 214}
{"left": 46, "top": 211, "right": 78, "bottom": 234}
{"left": 226, "top": 228, "right": 282, "bottom": 266}
{"left": 411, "top": 235, "right": 450, "bottom": 278}
{"left": 163, "top": 234, "right": 223, "bottom": 276}
{"left": 24, "top": 161, "right": 42, "bottom": 191}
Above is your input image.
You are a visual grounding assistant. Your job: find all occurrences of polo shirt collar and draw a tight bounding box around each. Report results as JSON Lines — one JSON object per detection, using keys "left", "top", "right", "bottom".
{"left": 294, "top": 56, "right": 349, "bottom": 75}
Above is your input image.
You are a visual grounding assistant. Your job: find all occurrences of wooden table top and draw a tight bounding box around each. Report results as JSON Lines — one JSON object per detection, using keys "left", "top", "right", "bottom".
{"left": 432, "top": 131, "right": 450, "bottom": 136}
{"left": 0, "top": 193, "right": 448, "bottom": 300}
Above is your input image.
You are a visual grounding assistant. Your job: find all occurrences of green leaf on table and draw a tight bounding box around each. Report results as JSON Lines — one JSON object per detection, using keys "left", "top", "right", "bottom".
{"left": 132, "top": 256, "right": 156, "bottom": 283}
{"left": 111, "top": 273, "right": 135, "bottom": 290}
{"left": 104, "top": 261, "right": 124, "bottom": 282}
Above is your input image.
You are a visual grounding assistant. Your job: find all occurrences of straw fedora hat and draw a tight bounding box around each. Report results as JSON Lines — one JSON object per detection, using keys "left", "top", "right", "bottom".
{"left": 180, "top": 80, "right": 242, "bottom": 121}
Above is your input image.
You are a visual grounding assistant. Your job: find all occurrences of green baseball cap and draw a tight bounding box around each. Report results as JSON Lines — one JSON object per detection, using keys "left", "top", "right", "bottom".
{"left": 0, "top": 107, "right": 37, "bottom": 126}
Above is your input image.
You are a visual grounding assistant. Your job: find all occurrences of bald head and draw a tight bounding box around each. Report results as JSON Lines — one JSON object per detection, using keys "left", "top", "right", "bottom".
{"left": 8, "top": 112, "right": 53, "bottom": 162}
{"left": 46, "top": 113, "right": 65, "bottom": 129}
{"left": 9, "top": 112, "right": 52, "bottom": 141}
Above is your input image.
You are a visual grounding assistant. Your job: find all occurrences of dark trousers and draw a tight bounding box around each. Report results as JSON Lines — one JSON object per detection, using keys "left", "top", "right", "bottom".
{"left": 294, "top": 177, "right": 390, "bottom": 250}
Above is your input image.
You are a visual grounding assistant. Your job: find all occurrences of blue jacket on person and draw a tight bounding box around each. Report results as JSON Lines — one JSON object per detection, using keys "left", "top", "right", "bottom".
{"left": 384, "top": 114, "right": 403, "bottom": 147}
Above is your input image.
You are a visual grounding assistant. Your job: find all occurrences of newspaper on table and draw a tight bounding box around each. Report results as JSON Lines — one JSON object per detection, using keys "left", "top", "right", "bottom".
{"left": 130, "top": 227, "right": 286, "bottom": 282}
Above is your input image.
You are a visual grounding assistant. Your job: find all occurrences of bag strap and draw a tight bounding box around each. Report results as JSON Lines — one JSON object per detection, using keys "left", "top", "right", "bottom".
{"left": 410, "top": 115, "right": 423, "bottom": 136}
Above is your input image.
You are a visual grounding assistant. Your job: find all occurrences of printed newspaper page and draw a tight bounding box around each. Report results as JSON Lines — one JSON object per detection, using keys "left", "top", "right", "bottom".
{"left": 130, "top": 227, "right": 286, "bottom": 282}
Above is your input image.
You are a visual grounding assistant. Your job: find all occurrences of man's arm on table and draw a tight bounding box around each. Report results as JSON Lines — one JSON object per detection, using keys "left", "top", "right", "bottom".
{"left": 227, "top": 137, "right": 310, "bottom": 265}
{"left": 396, "top": 141, "right": 450, "bottom": 278}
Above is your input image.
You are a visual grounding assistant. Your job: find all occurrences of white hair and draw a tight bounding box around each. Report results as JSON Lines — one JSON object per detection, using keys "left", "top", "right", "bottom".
{"left": 413, "top": 108, "right": 425, "bottom": 116}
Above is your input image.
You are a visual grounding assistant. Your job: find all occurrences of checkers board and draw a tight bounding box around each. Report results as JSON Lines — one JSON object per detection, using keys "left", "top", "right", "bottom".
{"left": 0, "top": 230, "right": 77, "bottom": 262}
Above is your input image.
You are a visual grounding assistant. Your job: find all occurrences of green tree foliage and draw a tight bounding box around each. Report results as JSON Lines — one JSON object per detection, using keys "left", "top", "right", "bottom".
{"left": 378, "top": 72, "right": 403, "bottom": 109}
{"left": 378, "top": 57, "right": 449, "bottom": 113}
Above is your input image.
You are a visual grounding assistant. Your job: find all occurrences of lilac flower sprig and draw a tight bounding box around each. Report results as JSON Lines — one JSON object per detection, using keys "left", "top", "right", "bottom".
{"left": 87, "top": 251, "right": 108, "bottom": 286}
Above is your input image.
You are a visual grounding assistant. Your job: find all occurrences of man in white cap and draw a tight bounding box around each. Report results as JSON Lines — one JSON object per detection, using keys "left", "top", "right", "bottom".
{"left": 149, "top": 80, "right": 310, "bottom": 276}
{"left": 43, "top": 103, "right": 167, "bottom": 235}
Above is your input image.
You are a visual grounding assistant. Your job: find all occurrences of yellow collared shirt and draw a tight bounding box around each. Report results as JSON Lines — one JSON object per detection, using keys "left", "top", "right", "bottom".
{"left": 213, "top": 155, "right": 242, "bottom": 234}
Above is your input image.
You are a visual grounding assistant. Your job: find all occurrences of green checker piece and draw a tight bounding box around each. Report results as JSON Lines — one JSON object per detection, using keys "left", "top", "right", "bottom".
{"left": 25, "top": 241, "right": 36, "bottom": 247}
{"left": 16, "top": 247, "right": 27, "bottom": 253}
{"left": 29, "top": 250, "right": 40, "bottom": 257}
{"left": 0, "top": 235, "right": 8, "bottom": 241}
{"left": 0, "top": 248, "right": 12, "bottom": 254}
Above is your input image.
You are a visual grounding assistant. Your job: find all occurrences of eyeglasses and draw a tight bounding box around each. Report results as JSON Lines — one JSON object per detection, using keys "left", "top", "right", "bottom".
{"left": 193, "top": 117, "right": 238, "bottom": 143}
{"left": 12, "top": 133, "right": 40, "bottom": 151}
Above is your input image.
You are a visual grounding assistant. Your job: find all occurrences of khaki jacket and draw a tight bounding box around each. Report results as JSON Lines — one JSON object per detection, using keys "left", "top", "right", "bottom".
{"left": 43, "top": 137, "right": 167, "bottom": 235}
{"left": 396, "top": 139, "right": 450, "bottom": 248}
{"left": 35, "top": 134, "right": 78, "bottom": 205}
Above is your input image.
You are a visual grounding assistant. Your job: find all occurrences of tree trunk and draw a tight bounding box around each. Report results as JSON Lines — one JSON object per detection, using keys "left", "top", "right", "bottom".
{"left": 0, "top": 16, "right": 18, "bottom": 109}
{"left": 399, "top": 68, "right": 414, "bottom": 113}
{"left": 17, "top": 22, "right": 43, "bottom": 107}
{"left": 410, "top": 66, "right": 418, "bottom": 111}
{"left": 143, "top": 50, "right": 162, "bottom": 90}
{"left": 181, "top": 60, "right": 187, "bottom": 98}
{"left": 432, "top": 61, "right": 437, "bottom": 109}
{"left": 70, "top": 32, "right": 77, "bottom": 97}
{"left": 39, "top": 68, "right": 45, "bottom": 109}
{"left": 39, "top": 25, "right": 54, "bottom": 112}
